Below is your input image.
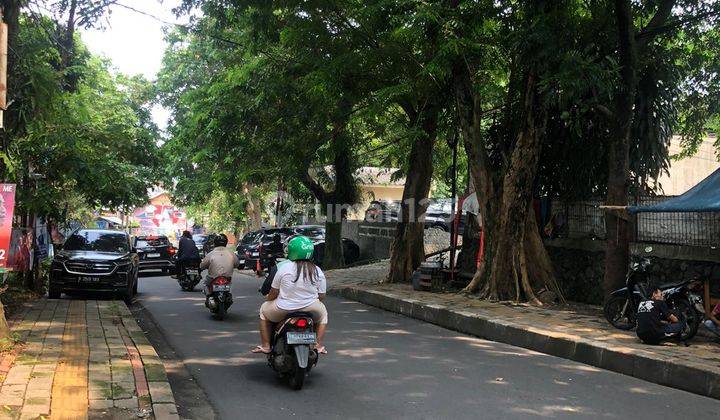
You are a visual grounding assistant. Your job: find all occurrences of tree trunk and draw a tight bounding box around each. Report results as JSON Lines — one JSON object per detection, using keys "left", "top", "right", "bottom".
{"left": 61, "top": 0, "right": 78, "bottom": 91}
{"left": 483, "top": 73, "right": 542, "bottom": 300}
{"left": 0, "top": 300, "right": 9, "bottom": 341}
{"left": 386, "top": 110, "right": 437, "bottom": 283}
{"left": 454, "top": 55, "right": 497, "bottom": 294}
{"left": 323, "top": 218, "right": 344, "bottom": 269}
{"left": 243, "top": 182, "right": 262, "bottom": 230}
{"left": 0, "top": 0, "right": 20, "bottom": 175}
{"left": 603, "top": 0, "right": 637, "bottom": 296}
{"left": 321, "top": 128, "right": 357, "bottom": 269}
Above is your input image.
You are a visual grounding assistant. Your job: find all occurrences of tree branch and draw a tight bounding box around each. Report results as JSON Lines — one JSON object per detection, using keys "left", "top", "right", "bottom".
{"left": 635, "top": 0, "right": 675, "bottom": 49}
{"left": 300, "top": 169, "right": 328, "bottom": 204}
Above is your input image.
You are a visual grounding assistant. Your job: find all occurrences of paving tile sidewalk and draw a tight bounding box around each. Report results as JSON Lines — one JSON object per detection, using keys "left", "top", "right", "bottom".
{"left": 326, "top": 262, "right": 720, "bottom": 400}
{"left": 0, "top": 299, "right": 179, "bottom": 420}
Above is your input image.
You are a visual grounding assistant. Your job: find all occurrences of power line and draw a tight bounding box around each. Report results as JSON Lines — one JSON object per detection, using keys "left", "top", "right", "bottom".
{"left": 113, "top": 2, "right": 244, "bottom": 48}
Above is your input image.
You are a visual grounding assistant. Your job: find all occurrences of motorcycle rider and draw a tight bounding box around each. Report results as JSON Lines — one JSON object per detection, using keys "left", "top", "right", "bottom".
{"left": 252, "top": 236, "right": 328, "bottom": 355}
{"left": 636, "top": 285, "right": 685, "bottom": 345}
{"left": 176, "top": 230, "right": 201, "bottom": 276}
{"left": 200, "top": 233, "right": 240, "bottom": 295}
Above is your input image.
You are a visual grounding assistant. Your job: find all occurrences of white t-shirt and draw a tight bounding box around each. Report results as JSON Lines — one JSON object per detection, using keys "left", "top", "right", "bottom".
{"left": 271, "top": 261, "right": 327, "bottom": 310}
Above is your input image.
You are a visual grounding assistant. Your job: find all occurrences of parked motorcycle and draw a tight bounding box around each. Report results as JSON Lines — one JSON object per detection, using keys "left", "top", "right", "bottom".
{"left": 177, "top": 259, "right": 202, "bottom": 292}
{"left": 204, "top": 276, "right": 233, "bottom": 320}
{"left": 267, "top": 312, "right": 319, "bottom": 390}
{"left": 604, "top": 248, "right": 704, "bottom": 340}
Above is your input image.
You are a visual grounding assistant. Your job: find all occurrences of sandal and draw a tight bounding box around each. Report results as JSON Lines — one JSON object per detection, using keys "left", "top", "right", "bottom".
{"left": 316, "top": 346, "right": 328, "bottom": 354}
{"left": 251, "top": 345, "right": 271, "bottom": 354}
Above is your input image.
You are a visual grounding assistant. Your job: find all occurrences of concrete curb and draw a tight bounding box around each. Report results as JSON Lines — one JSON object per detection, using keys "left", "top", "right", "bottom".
{"left": 329, "top": 285, "right": 720, "bottom": 400}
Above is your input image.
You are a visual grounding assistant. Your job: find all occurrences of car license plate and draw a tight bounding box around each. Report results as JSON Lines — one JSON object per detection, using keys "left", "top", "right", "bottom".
{"left": 238, "top": 259, "right": 245, "bottom": 265}
{"left": 147, "top": 253, "right": 161, "bottom": 258}
{"left": 186, "top": 269, "right": 199, "bottom": 276}
{"left": 79, "top": 276, "right": 100, "bottom": 283}
{"left": 251, "top": 252, "right": 259, "bottom": 257}
{"left": 287, "top": 332, "right": 317, "bottom": 345}
{"left": 213, "top": 284, "right": 231, "bottom": 292}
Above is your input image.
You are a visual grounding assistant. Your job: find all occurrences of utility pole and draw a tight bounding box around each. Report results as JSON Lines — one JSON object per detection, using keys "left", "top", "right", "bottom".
{"left": 0, "top": 9, "right": 8, "bottom": 128}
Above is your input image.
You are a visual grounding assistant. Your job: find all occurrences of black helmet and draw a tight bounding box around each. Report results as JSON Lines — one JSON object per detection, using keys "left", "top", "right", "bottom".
{"left": 214, "top": 233, "right": 228, "bottom": 247}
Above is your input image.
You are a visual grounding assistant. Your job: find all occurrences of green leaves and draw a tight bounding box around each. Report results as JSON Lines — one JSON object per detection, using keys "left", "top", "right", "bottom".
{"left": 3, "top": 13, "right": 164, "bottom": 220}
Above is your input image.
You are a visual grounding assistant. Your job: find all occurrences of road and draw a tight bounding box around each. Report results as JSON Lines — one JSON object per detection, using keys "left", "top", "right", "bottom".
{"left": 136, "top": 271, "right": 720, "bottom": 419}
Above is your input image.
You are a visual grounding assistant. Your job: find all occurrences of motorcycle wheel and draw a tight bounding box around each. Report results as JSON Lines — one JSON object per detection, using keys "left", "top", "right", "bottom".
{"left": 214, "top": 298, "right": 226, "bottom": 321}
{"left": 288, "top": 362, "right": 306, "bottom": 390}
{"left": 604, "top": 296, "right": 636, "bottom": 330}
{"left": 675, "top": 299, "right": 700, "bottom": 341}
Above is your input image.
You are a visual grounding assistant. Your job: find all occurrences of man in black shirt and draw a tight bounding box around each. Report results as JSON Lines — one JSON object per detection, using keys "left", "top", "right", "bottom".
{"left": 176, "top": 230, "right": 201, "bottom": 275}
{"left": 636, "top": 286, "right": 684, "bottom": 344}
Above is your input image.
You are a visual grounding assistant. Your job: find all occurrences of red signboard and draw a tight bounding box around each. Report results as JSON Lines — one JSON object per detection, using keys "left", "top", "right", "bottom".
{"left": 0, "top": 184, "right": 16, "bottom": 269}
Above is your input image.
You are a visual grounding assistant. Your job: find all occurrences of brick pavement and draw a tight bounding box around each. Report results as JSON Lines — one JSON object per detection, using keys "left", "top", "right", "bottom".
{"left": 0, "top": 299, "right": 179, "bottom": 420}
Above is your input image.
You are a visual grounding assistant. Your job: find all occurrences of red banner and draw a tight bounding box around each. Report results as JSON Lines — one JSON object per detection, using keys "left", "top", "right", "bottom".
{"left": 0, "top": 184, "right": 16, "bottom": 270}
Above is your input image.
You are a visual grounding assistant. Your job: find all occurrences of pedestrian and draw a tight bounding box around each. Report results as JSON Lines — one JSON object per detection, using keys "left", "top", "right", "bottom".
{"left": 703, "top": 302, "right": 720, "bottom": 339}
{"left": 636, "top": 285, "right": 685, "bottom": 345}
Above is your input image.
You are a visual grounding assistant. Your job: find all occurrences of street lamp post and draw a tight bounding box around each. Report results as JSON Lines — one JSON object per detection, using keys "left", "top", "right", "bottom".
{"left": 447, "top": 132, "right": 458, "bottom": 278}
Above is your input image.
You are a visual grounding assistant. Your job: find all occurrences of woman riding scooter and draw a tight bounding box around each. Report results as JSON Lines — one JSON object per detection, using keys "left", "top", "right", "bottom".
{"left": 252, "top": 236, "right": 328, "bottom": 354}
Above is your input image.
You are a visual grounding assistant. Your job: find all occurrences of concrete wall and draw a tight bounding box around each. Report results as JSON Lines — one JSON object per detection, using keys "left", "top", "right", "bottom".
{"left": 656, "top": 134, "right": 719, "bottom": 195}
{"left": 546, "top": 238, "right": 720, "bottom": 305}
{"left": 341, "top": 221, "right": 452, "bottom": 262}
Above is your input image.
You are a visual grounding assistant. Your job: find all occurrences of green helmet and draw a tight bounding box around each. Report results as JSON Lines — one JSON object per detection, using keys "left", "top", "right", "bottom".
{"left": 287, "top": 236, "right": 315, "bottom": 261}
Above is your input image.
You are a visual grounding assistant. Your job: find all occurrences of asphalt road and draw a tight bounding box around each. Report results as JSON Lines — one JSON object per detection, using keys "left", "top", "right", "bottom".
{"left": 136, "top": 271, "right": 720, "bottom": 419}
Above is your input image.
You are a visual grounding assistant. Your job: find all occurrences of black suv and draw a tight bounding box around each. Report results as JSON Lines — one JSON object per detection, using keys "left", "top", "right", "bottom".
{"left": 134, "top": 235, "right": 176, "bottom": 273}
{"left": 49, "top": 229, "right": 139, "bottom": 302}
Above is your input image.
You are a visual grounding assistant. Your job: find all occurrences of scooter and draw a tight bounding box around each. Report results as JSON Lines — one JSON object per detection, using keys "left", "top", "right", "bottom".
{"left": 604, "top": 247, "right": 704, "bottom": 340}
{"left": 267, "top": 312, "right": 319, "bottom": 390}
{"left": 176, "top": 259, "right": 202, "bottom": 291}
{"left": 204, "top": 276, "right": 233, "bottom": 320}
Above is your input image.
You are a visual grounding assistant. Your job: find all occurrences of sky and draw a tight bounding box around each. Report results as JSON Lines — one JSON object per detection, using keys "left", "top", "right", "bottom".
{"left": 79, "top": 0, "right": 188, "bottom": 131}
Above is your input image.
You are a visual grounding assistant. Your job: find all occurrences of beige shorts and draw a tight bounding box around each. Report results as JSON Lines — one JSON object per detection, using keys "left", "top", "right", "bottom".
{"left": 260, "top": 300, "right": 328, "bottom": 325}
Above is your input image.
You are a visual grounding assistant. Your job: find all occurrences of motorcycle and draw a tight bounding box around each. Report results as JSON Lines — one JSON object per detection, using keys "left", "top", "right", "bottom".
{"left": 267, "top": 312, "right": 319, "bottom": 390}
{"left": 604, "top": 248, "right": 704, "bottom": 341}
{"left": 176, "top": 259, "right": 202, "bottom": 292}
{"left": 204, "top": 276, "right": 233, "bottom": 320}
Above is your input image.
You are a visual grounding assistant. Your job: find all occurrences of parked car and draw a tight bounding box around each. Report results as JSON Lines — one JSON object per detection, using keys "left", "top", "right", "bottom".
{"left": 134, "top": 235, "right": 176, "bottom": 274}
{"left": 423, "top": 199, "right": 466, "bottom": 232}
{"left": 49, "top": 229, "right": 139, "bottom": 303}
{"left": 364, "top": 200, "right": 400, "bottom": 222}
{"left": 287, "top": 225, "right": 361, "bottom": 267}
{"left": 238, "top": 228, "right": 294, "bottom": 271}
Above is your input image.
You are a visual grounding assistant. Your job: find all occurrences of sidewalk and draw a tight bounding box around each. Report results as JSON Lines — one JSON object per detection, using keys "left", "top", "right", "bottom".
{"left": 0, "top": 299, "right": 179, "bottom": 420}
{"left": 326, "top": 262, "right": 720, "bottom": 400}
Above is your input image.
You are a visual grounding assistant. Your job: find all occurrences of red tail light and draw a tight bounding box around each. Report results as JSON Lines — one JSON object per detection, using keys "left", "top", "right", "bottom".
{"left": 168, "top": 247, "right": 177, "bottom": 255}
{"left": 296, "top": 318, "right": 308, "bottom": 328}
{"left": 213, "top": 277, "right": 230, "bottom": 285}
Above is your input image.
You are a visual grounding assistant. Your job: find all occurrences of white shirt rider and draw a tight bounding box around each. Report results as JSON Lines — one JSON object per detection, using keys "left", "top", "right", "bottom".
{"left": 271, "top": 260, "right": 326, "bottom": 310}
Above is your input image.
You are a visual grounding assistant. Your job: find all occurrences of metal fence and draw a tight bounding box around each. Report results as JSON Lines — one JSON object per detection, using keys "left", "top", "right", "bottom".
{"left": 551, "top": 196, "right": 720, "bottom": 248}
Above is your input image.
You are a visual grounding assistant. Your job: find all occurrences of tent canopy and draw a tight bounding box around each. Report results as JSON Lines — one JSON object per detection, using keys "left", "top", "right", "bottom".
{"left": 629, "top": 168, "right": 720, "bottom": 214}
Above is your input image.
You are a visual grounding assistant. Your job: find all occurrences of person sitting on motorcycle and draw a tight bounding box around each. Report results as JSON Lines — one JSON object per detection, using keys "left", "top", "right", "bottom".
{"left": 703, "top": 302, "right": 720, "bottom": 338}
{"left": 636, "top": 286, "right": 685, "bottom": 345}
{"left": 176, "top": 230, "right": 201, "bottom": 276}
{"left": 200, "top": 233, "right": 239, "bottom": 295}
{"left": 252, "top": 236, "right": 328, "bottom": 355}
